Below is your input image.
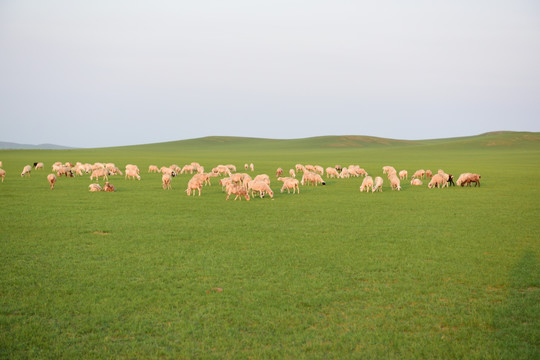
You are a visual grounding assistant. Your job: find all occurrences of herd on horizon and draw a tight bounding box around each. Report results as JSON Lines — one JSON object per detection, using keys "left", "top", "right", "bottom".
{"left": 0, "top": 161, "right": 481, "bottom": 200}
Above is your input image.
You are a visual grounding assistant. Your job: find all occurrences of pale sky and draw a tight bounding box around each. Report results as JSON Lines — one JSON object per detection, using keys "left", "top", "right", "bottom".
{"left": 1, "top": 0, "right": 539, "bottom": 148}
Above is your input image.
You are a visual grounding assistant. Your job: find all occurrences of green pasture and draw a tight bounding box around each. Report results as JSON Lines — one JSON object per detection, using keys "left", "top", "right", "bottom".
{"left": 1, "top": 132, "right": 539, "bottom": 359}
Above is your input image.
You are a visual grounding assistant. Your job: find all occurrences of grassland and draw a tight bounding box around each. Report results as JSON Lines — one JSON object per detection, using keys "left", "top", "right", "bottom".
{"left": 0, "top": 132, "right": 539, "bottom": 359}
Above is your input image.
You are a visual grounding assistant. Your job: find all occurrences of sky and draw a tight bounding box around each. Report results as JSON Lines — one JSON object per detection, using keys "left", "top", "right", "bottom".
{"left": 1, "top": 0, "right": 539, "bottom": 148}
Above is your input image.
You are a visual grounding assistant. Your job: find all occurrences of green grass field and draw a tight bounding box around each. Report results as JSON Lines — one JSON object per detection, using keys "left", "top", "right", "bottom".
{"left": 1, "top": 132, "right": 539, "bottom": 359}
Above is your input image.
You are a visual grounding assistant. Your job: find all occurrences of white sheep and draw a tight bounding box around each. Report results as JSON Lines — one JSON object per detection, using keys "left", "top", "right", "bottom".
{"left": 35, "top": 162, "right": 44, "bottom": 170}
{"left": 91, "top": 168, "right": 109, "bottom": 181}
{"left": 280, "top": 178, "right": 300, "bottom": 194}
{"left": 0, "top": 168, "right": 5, "bottom": 182}
{"left": 253, "top": 174, "right": 271, "bottom": 185}
{"left": 399, "top": 170, "right": 408, "bottom": 180}
{"left": 148, "top": 165, "right": 159, "bottom": 173}
{"left": 89, "top": 183, "right": 102, "bottom": 192}
{"left": 326, "top": 167, "right": 339, "bottom": 178}
{"left": 186, "top": 178, "right": 203, "bottom": 196}
{"left": 410, "top": 179, "right": 423, "bottom": 186}
{"left": 162, "top": 174, "right": 171, "bottom": 190}
{"left": 412, "top": 169, "right": 425, "bottom": 179}
{"left": 389, "top": 175, "right": 401, "bottom": 191}
{"left": 47, "top": 174, "right": 56, "bottom": 190}
{"left": 125, "top": 169, "right": 141, "bottom": 180}
{"left": 289, "top": 169, "right": 296, "bottom": 178}
{"left": 359, "top": 176, "right": 373, "bottom": 192}
{"left": 372, "top": 176, "right": 383, "bottom": 192}
{"left": 225, "top": 183, "right": 250, "bottom": 201}
{"left": 248, "top": 180, "right": 274, "bottom": 198}
{"left": 428, "top": 174, "right": 446, "bottom": 189}
{"left": 21, "top": 165, "right": 32, "bottom": 177}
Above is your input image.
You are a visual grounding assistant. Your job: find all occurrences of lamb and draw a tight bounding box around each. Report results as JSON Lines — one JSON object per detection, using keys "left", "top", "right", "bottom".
{"left": 226, "top": 183, "right": 250, "bottom": 201}
{"left": 0, "top": 168, "right": 5, "bottom": 182}
{"left": 186, "top": 178, "right": 203, "bottom": 196}
{"left": 326, "top": 167, "right": 339, "bottom": 178}
{"left": 412, "top": 169, "right": 425, "bottom": 179}
{"left": 389, "top": 175, "right": 401, "bottom": 191}
{"left": 276, "top": 168, "right": 284, "bottom": 177}
{"left": 410, "top": 179, "right": 423, "bottom": 186}
{"left": 248, "top": 180, "right": 274, "bottom": 198}
{"left": 103, "top": 182, "right": 116, "bottom": 192}
{"left": 90, "top": 168, "right": 110, "bottom": 181}
{"left": 428, "top": 174, "right": 446, "bottom": 189}
{"left": 21, "top": 165, "right": 32, "bottom": 177}
{"left": 89, "top": 183, "right": 102, "bottom": 192}
{"left": 289, "top": 169, "right": 296, "bottom": 178}
{"left": 47, "top": 174, "right": 56, "bottom": 189}
{"left": 125, "top": 169, "right": 141, "bottom": 180}
{"left": 372, "top": 176, "right": 383, "bottom": 192}
{"left": 359, "top": 176, "right": 373, "bottom": 192}
{"left": 148, "top": 165, "right": 159, "bottom": 173}
{"left": 162, "top": 174, "right": 172, "bottom": 190}
{"left": 399, "top": 170, "right": 408, "bottom": 180}
{"left": 280, "top": 178, "right": 300, "bottom": 194}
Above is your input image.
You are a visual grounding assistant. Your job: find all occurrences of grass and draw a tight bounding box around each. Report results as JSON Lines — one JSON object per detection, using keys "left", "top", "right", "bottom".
{"left": 0, "top": 131, "right": 539, "bottom": 359}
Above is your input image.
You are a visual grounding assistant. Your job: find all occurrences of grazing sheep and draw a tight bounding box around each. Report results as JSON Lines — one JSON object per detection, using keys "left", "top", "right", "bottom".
{"left": 280, "top": 178, "right": 300, "bottom": 194}
{"left": 226, "top": 183, "right": 250, "bottom": 201}
{"left": 226, "top": 164, "right": 237, "bottom": 172}
{"left": 357, "top": 168, "right": 368, "bottom": 177}
{"left": 0, "top": 168, "right": 5, "bottom": 182}
{"left": 181, "top": 165, "right": 194, "bottom": 174}
{"left": 21, "top": 165, "right": 32, "bottom": 177}
{"left": 359, "top": 175, "right": 373, "bottom": 192}
{"left": 276, "top": 168, "right": 284, "bottom": 177}
{"left": 103, "top": 182, "right": 116, "bottom": 192}
{"left": 57, "top": 165, "right": 74, "bottom": 177}
{"left": 125, "top": 164, "right": 140, "bottom": 174}
{"left": 89, "top": 183, "right": 102, "bottom": 192}
{"left": 186, "top": 178, "right": 203, "bottom": 196}
{"left": 340, "top": 167, "right": 351, "bottom": 178}
{"left": 191, "top": 173, "right": 211, "bottom": 186}
{"left": 326, "top": 167, "right": 339, "bottom": 178}
{"left": 125, "top": 169, "right": 141, "bottom": 180}
{"left": 162, "top": 174, "right": 171, "bottom": 190}
{"left": 219, "top": 177, "right": 232, "bottom": 190}
{"left": 412, "top": 169, "right": 425, "bottom": 179}
{"left": 34, "top": 162, "right": 44, "bottom": 170}
{"left": 253, "top": 174, "right": 271, "bottom": 185}
{"left": 248, "top": 180, "right": 274, "bottom": 198}
{"left": 160, "top": 167, "right": 176, "bottom": 177}
{"left": 148, "top": 165, "right": 160, "bottom": 173}
{"left": 170, "top": 164, "right": 182, "bottom": 174}
{"left": 382, "top": 166, "right": 396, "bottom": 175}
{"left": 90, "top": 168, "right": 110, "bottom": 181}
{"left": 314, "top": 165, "right": 324, "bottom": 175}
{"left": 426, "top": 170, "right": 433, "bottom": 178}
{"left": 389, "top": 175, "right": 401, "bottom": 191}
{"left": 410, "top": 179, "right": 423, "bottom": 186}
{"left": 301, "top": 172, "right": 326, "bottom": 186}
{"left": 289, "top": 169, "right": 296, "bottom": 178}
{"left": 428, "top": 174, "right": 446, "bottom": 189}
{"left": 372, "top": 176, "right": 383, "bottom": 192}
{"left": 457, "top": 173, "right": 481, "bottom": 187}
{"left": 47, "top": 174, "right": 56, "bottom": 189}
{"left": 399, "top": 170, "right": 408, "bottom": 180}
{"left": 295, "top": 164, "right": 305, "bottom": 172}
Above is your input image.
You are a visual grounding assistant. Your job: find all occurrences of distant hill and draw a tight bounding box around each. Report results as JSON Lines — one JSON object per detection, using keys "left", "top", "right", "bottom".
{"left": 0, "top": 141, "right": 76, "bottom": 150}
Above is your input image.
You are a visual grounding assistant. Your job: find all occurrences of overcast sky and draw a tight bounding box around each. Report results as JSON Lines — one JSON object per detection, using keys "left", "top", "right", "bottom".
{"left": 1, "top": 0, "right": 539, "bottom": 148}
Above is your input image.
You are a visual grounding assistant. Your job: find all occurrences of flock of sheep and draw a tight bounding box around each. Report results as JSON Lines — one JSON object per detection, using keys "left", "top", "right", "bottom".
{"left": 1, "top": 160, "right": 482, "bottom": 200}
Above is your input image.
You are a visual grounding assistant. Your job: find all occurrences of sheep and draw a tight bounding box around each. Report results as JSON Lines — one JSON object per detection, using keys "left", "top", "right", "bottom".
{"left": 212, "top": 165, "right": 231, "bottom": 177}
{"left": 289, "top": 169, "right": 296, "bottom": 178}
{"left": 103, "top": 182, "right": 116, "bottom": 192}
{"left": 191, "top": 173, "right": 211, "bottom": 186}
{"left": 191, "top": 162, "right": 201, "bottom": 169}
{"left": 295, "top": 164, "right": 305, "bottom": 172}
{"left": 170, "top": 164, "right": 182, "bottom": 174}
{"left": 339, "top": 167, "right": 350, "bottom": 178}
{"left": 382, "top": 166, "right": 396, "bottom": 175}
{"left": 457, "top": 173, "right": 481, "bottom": 187}
{"left": 34, "top": 162, "right": 44, "bottom": 170}
{"left": 253, "top": 174, "right": 271, "bottom": 185}
{"left": 162, "top": 174, "right": 171, "bottom": 190}
{"left": 326, "top": 167, "right": 339, "bottom": 178}
{"left": 280, "top": 178, "right": 300, "bottom": 194}
{"left": 56, "top": 165, "right": 74, "bottom": 177}
{"left": 360, "top": 176, "right": 373, "bottom": 192}
{"left": 426, "top": 170, "right": 433, "bottom": 178}
{"left": 89, "top": 183, "right": 102, "bottom": 192}
{"left": 181, "top": 165, "right": 194, "bottom": 174}
{"left": 399, "top": 170, "right": 408, "bottom": 180}
{"left": 219, "top": 177, "right": 232, "bottom": 191}
{"left": 148, "top": 165, "right": 159, "bottom": 173}
{"left": 410, "top": 179, "right": 423, "bottom": 186}
{"left": 428, "top": 174, "right": 446, "bottom": 189}
{"left": 186, "top": 178, "right": 203, "bottom": 196}
{"left": 301, "top": 172, "right": 326, "bottom": 186}
{"left": 248, "top": 180, "right": 274, "bottom": 198}
{"left": 356, "top": 168, "right": 368, "bottom": 177}
{"left": 314, "top": 165, "right": 324, "bottom": 175}
{"left": 226, "top": 164, "right": 236, "bottom": 172}
{"left": 21, "top": 165, "right": 32, "bottom": 177}
{"left": 389, "top": 175, "right": 401, "bottom": 191}
{"left": 90, "top": 168, "right": 110, "bottom": 181}
{"left": 244, "top": 163, "right": 249, "bottom": 170}
{"left": 0, "top": 161, "right": 2, "bottom": 167}
{"left": 250, "top": 163, "right": 254, "bottom": 172}
{"left": 125, "top": 164, "right": 140, "bottom": 174}
{"left": 0, "top": 168, "right": 5, "bottom": 183}
{"left": 160, "top": 166, "right": 176, "bottom": 177}
{"left": 372, "top": 176, "right": 383, "bottom": 192}
{"left": 225, "top": 183, "right": 250, "bottom": 201}
{"left": 412, "top": 169, "right": 425, "bottom": 179}
{"left": 47, "top": 174, "right": 56, "bottom": 189}
{"left": 110, "top": 167, "right": 123, "bottom": 176}
{"left": 276, "top": 168, "right": 284, "bottom": 177}
{"left": 335, "top": 165, "right": 342, "bottom": 173}
{"left": 125, "top": 169, "right": 141, "bottom": 180}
